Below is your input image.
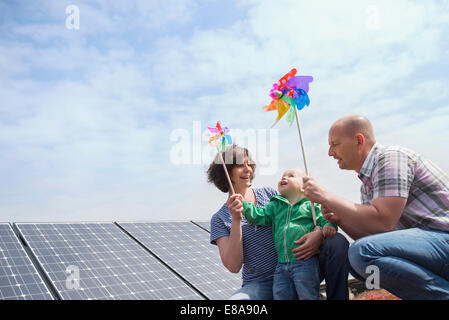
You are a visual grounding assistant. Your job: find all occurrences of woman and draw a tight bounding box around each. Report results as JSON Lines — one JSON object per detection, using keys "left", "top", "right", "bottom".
{"left": 207, "top": 145, "right": 350, "bottom": 300}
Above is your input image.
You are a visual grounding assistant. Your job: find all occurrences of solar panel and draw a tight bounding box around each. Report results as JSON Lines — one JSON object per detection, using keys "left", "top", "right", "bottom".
{"left": 15, "top": 223, "right": 203, "bottom": 300}
{"left": 0, "top": 223, "right": 54, "bottom": 300}
{"left": 117, "top": 222, "right": 242, "bottom": 300}
{"left": 191, "top": 221, "right": 210, "bottom": 232}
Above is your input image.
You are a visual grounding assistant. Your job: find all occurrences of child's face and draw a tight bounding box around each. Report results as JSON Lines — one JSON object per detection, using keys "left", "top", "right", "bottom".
{"left": 278, "top": 169, "right": 305, "bottom": 196}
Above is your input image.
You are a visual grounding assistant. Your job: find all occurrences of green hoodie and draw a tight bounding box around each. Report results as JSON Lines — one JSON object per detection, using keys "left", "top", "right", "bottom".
{"left": 242, "top": 195, "right": 337, "bottom": 263}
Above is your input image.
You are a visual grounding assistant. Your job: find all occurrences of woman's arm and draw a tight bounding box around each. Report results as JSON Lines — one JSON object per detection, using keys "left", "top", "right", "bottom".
{"left": 215, "top": 216, "right": 243, "bottom": 273}
{"left": 214, "top": 194, "right": 246, "bottom": 273}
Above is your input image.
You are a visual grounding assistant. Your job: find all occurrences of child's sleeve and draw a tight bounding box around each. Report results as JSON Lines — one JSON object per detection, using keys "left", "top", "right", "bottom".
{"left": 313, "top": 203, "right": 338, "bottom": 231}
{"left": 242, "top": 201, "right": 273, "bottom": 227}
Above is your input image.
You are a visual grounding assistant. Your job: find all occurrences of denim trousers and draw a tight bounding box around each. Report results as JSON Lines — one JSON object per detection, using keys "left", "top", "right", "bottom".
{"left": 230, "top": 233, "right": 350, "bottom": 300}
{"left": 273, "top": 257, "right": 320, "bottom": 300}
{"left": 230, "top": 273, "right": 274, "bottom": 300}
{"left": 348, "top": 227, "right": 449, "bottom": 300}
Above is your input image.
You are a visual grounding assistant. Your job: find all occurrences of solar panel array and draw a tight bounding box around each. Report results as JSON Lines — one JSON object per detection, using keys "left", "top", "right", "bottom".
{"left": 118, "top": 222, "right": 241, "bottom": 300}
{"left": 0, "top": 223, "right": 53, "bottom": 300}
{"left": 15, "top": 222, "right": 204, "bottom": 300}
{"left": 0, "top": 221, "right": 244, "bottom": 300}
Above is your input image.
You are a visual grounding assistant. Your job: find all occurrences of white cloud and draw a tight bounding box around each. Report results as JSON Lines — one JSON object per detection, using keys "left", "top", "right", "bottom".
{"left": 159, "top": 0, "right": 449, "bottom": 220}
{"left": 1, "top": 0, "right": 448, "bottom": 222}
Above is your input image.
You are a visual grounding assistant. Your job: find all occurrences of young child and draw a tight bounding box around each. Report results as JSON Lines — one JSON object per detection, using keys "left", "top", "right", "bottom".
{"left": 230, "top": 168, "right": 337, "bottom": 300}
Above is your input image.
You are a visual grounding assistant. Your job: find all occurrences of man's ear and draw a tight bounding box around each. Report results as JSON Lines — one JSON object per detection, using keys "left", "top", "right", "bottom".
{"left": 355, "top": 133, "right": 365, "bottom": 149}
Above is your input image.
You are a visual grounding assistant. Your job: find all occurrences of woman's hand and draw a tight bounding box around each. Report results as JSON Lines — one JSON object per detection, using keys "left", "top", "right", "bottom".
{"left": 292, "top": 229, "right": 323, "bottom": 261}
{"left": 227, "top": 194, "right": 244, "bottom": 221}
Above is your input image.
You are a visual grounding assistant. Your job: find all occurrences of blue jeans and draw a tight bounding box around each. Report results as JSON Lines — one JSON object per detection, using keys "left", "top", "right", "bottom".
{"left": 318, "top": 233, "right": 350, "bottom": 300}
{"left": 229, "top": 274, "right": 274, "bottom": 300}
{"left": 348, "top": 228, "right": 449, "bottom": 300}
{"left": 230, "top": 233, "right": 350, "bottom": 300}
{"left": 273, "top": 257, "right": 320, "bottom": 300}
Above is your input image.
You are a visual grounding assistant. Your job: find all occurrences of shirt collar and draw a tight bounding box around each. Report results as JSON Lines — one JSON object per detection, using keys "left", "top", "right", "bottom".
{"left": 358, "top": 143, "right": 382, "bottom": 180}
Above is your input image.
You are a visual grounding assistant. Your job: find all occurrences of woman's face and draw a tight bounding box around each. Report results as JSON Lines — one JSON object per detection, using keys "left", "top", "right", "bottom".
{"left": 230, "top": 156, "right": 253, "bottom": 190}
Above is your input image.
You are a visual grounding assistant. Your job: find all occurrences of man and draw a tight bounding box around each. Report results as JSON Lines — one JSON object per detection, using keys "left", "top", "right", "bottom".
{"left": 303, "top": 115, "right": 449, "bottom": 299}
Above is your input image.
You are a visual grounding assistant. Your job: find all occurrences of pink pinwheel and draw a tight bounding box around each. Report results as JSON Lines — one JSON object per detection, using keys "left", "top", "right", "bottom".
{"left": 206, "top": 121, "right": 235, "bottom": 195}
{"left": 207, "top": 121, "right": 233, "bottom": 152}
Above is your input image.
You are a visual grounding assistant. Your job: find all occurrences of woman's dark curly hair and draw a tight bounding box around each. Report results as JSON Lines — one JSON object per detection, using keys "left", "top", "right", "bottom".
{"left": 207, "top": 145, "right": 256, "bottom": 193}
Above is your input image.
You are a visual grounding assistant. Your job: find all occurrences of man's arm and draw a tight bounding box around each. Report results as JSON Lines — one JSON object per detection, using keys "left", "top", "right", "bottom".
{"left": 314, "top": 202, "right": 338, "bottom": 231}
{"left": 322, "top": 205, "right": 370, "bottom": 240}
{"left": 304, "top": 177, "right": 406, "bottom": 239}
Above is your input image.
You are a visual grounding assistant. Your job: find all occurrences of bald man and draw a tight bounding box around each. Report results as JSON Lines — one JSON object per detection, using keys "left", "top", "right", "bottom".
{"left": 303, "top": 115, "right": 449, "bottom": 299}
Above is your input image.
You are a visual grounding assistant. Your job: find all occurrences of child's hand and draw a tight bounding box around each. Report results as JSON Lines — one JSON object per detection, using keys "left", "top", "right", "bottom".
{"left": 323, "top": 225, "right": 337, "bottom": 237}
{"left": 226, "top": 194, "right": 244, "bottom": 220}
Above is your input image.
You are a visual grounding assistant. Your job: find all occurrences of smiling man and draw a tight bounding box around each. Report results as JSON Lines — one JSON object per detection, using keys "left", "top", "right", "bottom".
{"left": 303, "top": 115, "right": 449, "bottom": 299}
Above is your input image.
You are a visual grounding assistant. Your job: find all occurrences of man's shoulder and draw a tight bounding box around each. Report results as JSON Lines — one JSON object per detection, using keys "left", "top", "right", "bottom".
{"left": 373, "top": 144, "right": 420, "bottom": 168}
{"left": 378, "top": 144, "right": 419, "bottom": 158}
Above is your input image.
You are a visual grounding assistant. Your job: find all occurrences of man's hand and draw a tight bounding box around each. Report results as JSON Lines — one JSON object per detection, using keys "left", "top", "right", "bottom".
{"left": 227, "top": 194, "right": 244, "bottom": 221}
{"left": 303, "top": 176, "right": 330, "bottom": 205}
{"left": 292, "top": 230, "right": 323, "bottom": 261}
{"left": 321, "top": 204, "right": 341, "bottom": 224}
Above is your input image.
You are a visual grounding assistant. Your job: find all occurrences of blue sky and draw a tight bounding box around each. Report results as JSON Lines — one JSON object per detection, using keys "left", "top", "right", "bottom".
{"left": 1, "top": 0, "right": 448, "bottom": 222}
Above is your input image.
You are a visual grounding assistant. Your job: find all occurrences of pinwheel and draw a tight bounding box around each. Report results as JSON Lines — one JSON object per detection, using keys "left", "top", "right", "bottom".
{"left": 263, "top": 68, "right": 314, "bottom": 128}
{"left": 207, "top": 121, "right": 232, "bottom": 152}
{"left": 206, "top": 121, "right": 235, "bottom": 195}
{"left": 263, "top": 68, "right": 318, "bottom": 226}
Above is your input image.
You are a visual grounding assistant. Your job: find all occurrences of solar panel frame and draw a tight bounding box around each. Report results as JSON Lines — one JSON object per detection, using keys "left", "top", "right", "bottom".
{"left": 190, "top": 220, "right": 210, "bottom": 232}
{"left": 117, "top": 221, "right": 242, "bottom": 300}
{"left": 0, "top": 223, "right": 54, "bottom": 300}
{"left": 15, "top": 222, "right": 204, "bottom": 300}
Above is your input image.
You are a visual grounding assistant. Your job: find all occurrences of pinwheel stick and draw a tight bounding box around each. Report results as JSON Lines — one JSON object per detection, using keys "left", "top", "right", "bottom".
{"left": 294, "top": 108, "right": 317, "bottom": 227}
{"left": 216, "top": 146, "right": 235, "bottom": 195}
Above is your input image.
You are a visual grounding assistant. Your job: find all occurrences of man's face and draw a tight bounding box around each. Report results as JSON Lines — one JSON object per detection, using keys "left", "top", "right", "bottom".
{"left": 328, "top": 125, "right": 359, "bottom": 171}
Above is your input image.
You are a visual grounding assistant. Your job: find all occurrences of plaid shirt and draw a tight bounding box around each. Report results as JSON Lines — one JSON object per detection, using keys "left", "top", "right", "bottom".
{"left": 358, "top": 143, "right": 449, "bottom": 232}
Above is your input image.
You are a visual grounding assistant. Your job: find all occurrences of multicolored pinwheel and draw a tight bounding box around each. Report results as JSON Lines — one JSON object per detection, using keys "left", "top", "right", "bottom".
{"left": 263, "top": 68, "right": 318, "bottom": 226}
{"left": 207, "top": 121, "right": 233, "bottom": 152}
{"left": 263, "top": 68, "right": 314, "bottom": 127}
{"left": 206, "top": 121, "right": 235, "bottom": 194}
